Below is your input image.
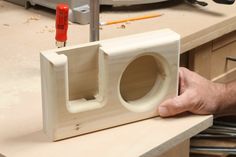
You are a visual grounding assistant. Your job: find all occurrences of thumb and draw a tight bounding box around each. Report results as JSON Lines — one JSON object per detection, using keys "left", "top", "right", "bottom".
{"left": 158, "top": 92, "right": 191, "bottom": 117}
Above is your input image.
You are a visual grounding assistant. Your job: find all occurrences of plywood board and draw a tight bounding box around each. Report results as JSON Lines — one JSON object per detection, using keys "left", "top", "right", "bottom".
{"left": 0, "top": 114, "right": 212, "bottom": 157}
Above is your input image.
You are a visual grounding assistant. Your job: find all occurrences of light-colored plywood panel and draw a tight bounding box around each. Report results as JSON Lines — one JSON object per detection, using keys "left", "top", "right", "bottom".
{"left": 99, "top": 0, "right": 236, "bottom": 54}
{"left": 41, "top": 29, "right": 180, "bottom": 141}
{"left": 0, "top": 115, "right": 212, "bottom": 157}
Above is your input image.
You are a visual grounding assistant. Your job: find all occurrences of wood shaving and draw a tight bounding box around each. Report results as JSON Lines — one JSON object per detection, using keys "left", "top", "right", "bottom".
{"left": 48, "top": 28, "right": 55, "bottom": 33}
{"left": 3, "top": 24, "right": 10, "bottom": 27}
{"left": 117, "top": 24, "right": 126, "bottom": 29}
{"left": 29, "top": 16, "right": 41, "bottom": 20}
{"left": 25, "top": 15, "right": 41, "bottom": 23}
{"left": 46, "top": 25, "right": 55, "bottom": 33}
{"left": 37, "top": 26, "right": 55, "bottom": 33}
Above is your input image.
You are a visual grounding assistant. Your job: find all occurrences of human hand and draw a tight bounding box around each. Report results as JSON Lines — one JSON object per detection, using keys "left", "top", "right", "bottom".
{"left": 158, "top": 67, "right": 226, "bottom": 117}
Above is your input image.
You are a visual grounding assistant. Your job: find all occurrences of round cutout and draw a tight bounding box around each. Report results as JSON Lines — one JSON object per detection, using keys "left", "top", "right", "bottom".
{"left": 120, "top": 55, "right": 163, "bottom": 103}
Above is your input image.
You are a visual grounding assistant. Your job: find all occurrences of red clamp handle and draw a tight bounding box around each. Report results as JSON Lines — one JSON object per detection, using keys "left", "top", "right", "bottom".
{"left": 55, "top": 3, "right": 69, "bottom": 42}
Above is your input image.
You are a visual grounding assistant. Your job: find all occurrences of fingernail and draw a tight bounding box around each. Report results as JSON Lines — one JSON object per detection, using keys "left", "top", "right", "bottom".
{"left": 159, "top": 106, "right": 169, "bottom": 116}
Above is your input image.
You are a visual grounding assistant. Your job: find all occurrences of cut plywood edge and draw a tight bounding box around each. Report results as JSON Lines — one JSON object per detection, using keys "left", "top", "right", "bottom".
{"left": 159, "top": 140, "right": 190, "bottom": 157}
{"left": 40, "top": 29, "right": 180, "bottom": 141}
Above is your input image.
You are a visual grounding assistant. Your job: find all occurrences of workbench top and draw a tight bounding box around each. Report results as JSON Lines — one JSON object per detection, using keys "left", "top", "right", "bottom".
{"left": 1, "top": 0, "right": 235, "bottom": 156}
{"left": 99, "top": 0, "right": 236, "bottom": 53}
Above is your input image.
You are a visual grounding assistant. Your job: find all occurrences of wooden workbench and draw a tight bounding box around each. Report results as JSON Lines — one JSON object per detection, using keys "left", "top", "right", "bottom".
{"left": 0, "top": 0, "right": 236, "bottom": 156}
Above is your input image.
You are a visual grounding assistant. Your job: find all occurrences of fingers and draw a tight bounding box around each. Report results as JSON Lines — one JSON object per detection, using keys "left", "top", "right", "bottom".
{"left": 157, "top": 67, "right": 201, "bottom": 117}
{"left": 158, "top": 92, "right": 191, "bottom": 117}
{"left": 157, "top": 67, "right": 191, "bottom": 117}
{"left": 178, "top": 67, "right": 186, "bottom": 94}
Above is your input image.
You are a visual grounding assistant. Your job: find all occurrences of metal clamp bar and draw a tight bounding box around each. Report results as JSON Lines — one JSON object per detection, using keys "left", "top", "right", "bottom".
{"left": 90, "top": 0, "right": 100, "bottom": 42}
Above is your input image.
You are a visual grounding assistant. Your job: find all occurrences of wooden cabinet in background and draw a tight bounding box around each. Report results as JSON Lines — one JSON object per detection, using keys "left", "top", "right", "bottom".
{"left": 188, "top": 31, "right": 236, "bottom": 83}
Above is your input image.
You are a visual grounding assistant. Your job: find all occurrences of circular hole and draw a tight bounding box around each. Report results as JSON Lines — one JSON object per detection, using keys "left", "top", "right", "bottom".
{"left": 120, "top": 55, "right": 163, "bottom": 103}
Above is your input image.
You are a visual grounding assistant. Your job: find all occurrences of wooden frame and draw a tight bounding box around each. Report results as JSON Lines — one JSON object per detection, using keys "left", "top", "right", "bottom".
{"left": 40, "top": 29, "right": 180, "bottom": 141}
